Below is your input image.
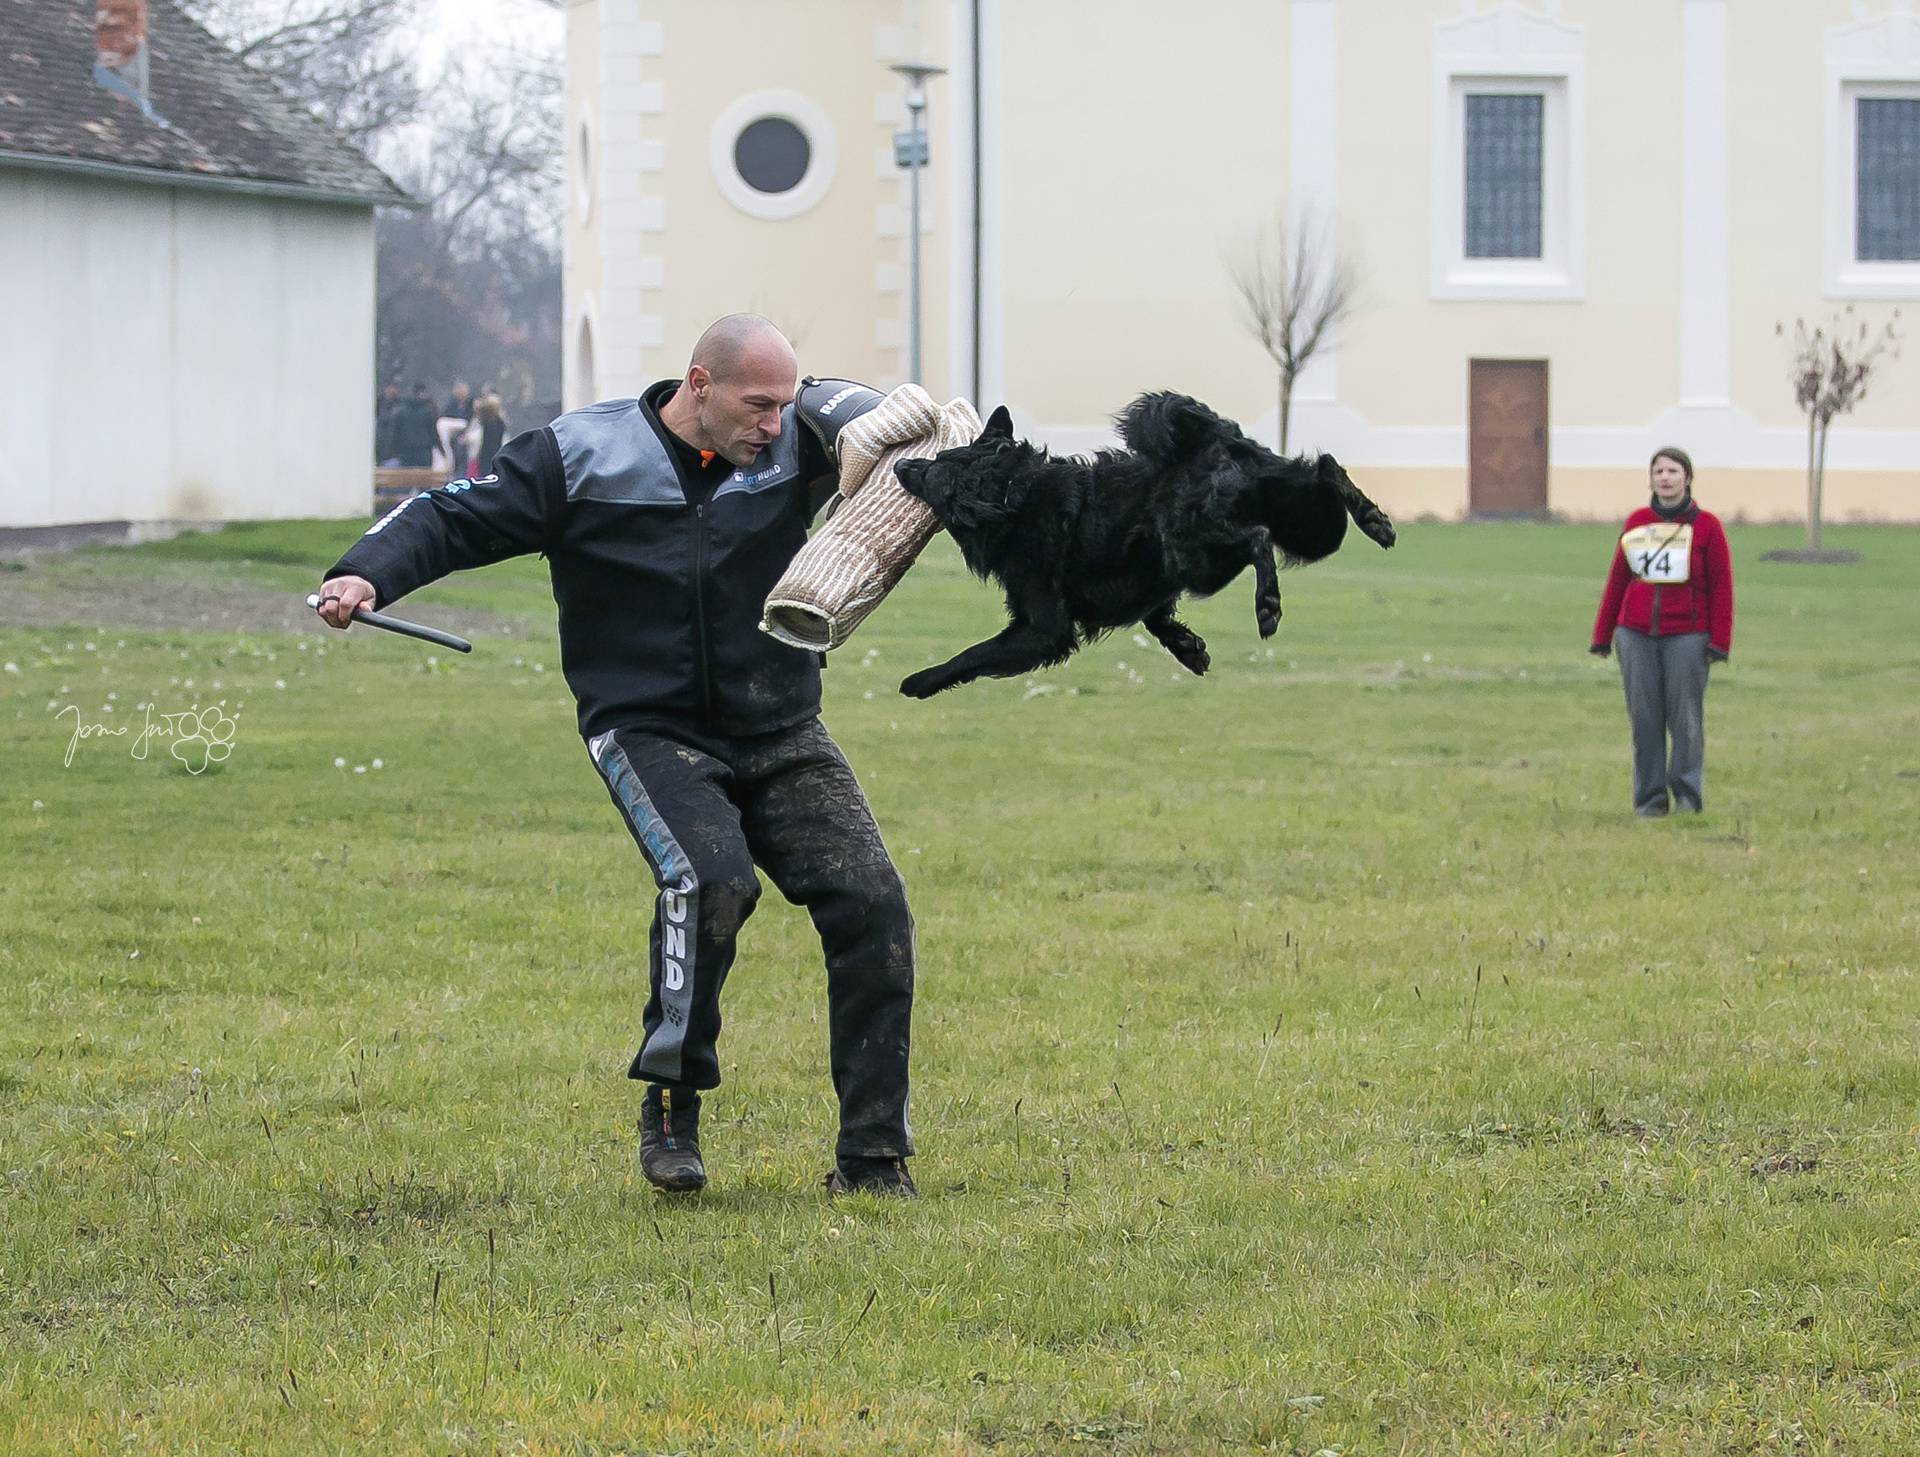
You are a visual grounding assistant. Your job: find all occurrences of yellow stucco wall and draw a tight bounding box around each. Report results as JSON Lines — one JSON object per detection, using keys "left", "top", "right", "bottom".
{"left": 1360, "top": 466, "right": 1917, "bottom": 526}
{"left": 564, "top": 1, "right": 1918, "bottom": 518}
{"left": 631, "top": 0, "right": 953, "bottom": 393}
{"left": 1729, "top": 0, "right": 1917, "bottom": 432}
{"left": 994, "top": 0, "right": 1289, "bottom": 426}
{"left": 1337, "top": 0, "right": 1685, "bottom": 432}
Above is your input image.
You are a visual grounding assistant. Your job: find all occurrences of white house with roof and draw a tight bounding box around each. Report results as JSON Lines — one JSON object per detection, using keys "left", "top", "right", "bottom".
{"left": 0, "top": 0, "right": 411, "bottom": 538}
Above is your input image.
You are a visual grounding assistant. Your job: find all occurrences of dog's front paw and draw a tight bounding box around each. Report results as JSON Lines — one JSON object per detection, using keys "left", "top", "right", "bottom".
{"left": 899, "top": 669, "right": 947, "bottom": 699}
{"left": 1256, "top": 602, "right": 1282, "bottom": 638}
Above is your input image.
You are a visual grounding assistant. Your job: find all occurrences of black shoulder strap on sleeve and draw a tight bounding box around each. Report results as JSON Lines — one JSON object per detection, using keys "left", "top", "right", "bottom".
{"left": 793, "top": 376, "right": 886, "bottom": 465}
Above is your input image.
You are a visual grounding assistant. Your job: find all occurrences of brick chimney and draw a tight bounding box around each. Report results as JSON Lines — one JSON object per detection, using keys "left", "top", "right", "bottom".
{"left": 95, "top": 0, "right": 166, "bottom": 125}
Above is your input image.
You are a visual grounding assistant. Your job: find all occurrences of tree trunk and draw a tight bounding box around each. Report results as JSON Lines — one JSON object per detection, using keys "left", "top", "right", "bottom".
{"left": 1278, "top": 371, "right": 1293, "bottom": 456}
{"left": 1812, "top": 414, "right": 1830, "bottom": 553}
{"left": 1805, "top": 412, "right": 1819, "bottom": 552}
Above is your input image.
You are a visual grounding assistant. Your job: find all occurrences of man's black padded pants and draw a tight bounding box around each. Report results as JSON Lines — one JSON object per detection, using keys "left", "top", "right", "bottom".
{"left": 588, "top": 717, "right": 915, "bottom": 1160}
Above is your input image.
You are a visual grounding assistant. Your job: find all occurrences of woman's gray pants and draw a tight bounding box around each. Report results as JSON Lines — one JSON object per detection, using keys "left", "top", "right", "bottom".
{"left": 1614, "top": 627, "right": 1710, "bottom": 816}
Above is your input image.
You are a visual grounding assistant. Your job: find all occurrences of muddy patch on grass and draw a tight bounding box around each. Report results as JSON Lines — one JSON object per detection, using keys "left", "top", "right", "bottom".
{"left": 0, "top": 564, "right": 525, "bottom": 640}
{"left": 1750, "top": 1149, "right": 1821, "bottom": 1178}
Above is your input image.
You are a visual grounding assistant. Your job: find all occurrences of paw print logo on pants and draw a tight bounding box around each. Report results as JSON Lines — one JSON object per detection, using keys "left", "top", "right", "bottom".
{"left": 171, "top": 706, "right": 238, "bottom": 775}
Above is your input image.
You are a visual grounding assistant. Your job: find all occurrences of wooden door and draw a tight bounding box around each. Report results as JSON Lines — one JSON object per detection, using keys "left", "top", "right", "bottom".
{"left": 1468, "top": 360, "right": 1549, "bottom": 515}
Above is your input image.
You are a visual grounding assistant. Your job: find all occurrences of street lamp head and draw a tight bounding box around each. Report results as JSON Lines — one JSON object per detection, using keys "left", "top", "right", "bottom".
{"left": 889, "top": 61, "right": 946, "bottom": 110}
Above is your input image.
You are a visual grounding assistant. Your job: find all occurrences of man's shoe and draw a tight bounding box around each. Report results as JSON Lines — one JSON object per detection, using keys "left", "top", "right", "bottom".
{"left": 824, "top": 1155, "right": 917, "bottom": 1198}
{"left": 638, "top": 1084, "right": 706, "bottom": 1193}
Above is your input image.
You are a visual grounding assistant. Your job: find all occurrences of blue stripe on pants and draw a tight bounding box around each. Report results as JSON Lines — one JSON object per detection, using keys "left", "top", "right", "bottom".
{"left": 589, "top": 730, "right": 700, "bottom": 1082}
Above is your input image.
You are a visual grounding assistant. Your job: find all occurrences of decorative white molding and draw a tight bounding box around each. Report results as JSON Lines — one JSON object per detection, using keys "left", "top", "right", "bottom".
{"left": 1680, "top": 0, "right": 1729, "bottom": 405}
{"left": 1437, "top": 0, "right": 1580, "bottom": 61}
{"left": 1560, "top": 407, "right": 1920, "bottom": 471}
{"left": 593, "top": 1, "right": 663, "bottom": 388}
{"left": 1031, "top": 398, "right": 1920, "bottom": 474}
{"left": 574, "top": 107, "right": 595, "bottom": 225}
{"left": 875, "top": 201, "right": 935, "bottom": 238}
{"left": 978, "top": 0, "right": 1005, "bottom": 409}
{"left": 1824, "top": 8, "right": 1920, "bottom": 298}
{"left": 708, "top": 91, "right": 838, "bottom": 221}
{"left": 875, "top": 82, "right": 900, "bottom": 375}
{"left": 1289, "top": 0, "right": 1339, "bottom": 403}
{"left": 571, "top": 296, "right": 598, "bottom": 411}
{"left": 1431, "top": 2, "right": 1586, "bottom": 301}
{"left": 944, "top": 0, "right": 981, "bottom": 402}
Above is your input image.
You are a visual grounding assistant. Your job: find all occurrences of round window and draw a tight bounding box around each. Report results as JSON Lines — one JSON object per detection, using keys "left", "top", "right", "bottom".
{"left": 733, "top": 117, "right": 811, "bottom": 195}
{"left": 709, "top": 92, "right": 836, "bottom": 220}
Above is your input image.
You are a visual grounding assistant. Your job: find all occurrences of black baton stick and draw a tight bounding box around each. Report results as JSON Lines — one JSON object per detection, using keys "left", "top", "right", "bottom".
{"left": 306, "top": 594, "right": 473, "bottom": 654}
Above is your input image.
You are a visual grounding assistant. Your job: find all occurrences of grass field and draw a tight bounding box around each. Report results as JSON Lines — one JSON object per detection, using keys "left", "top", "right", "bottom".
{"left": 2, "top": 518, "right": 1917, "bottom": 1455}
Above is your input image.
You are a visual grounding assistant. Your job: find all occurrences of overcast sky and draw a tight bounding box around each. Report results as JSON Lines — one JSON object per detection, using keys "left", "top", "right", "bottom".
{"left": 416, "top": 0, "right": 560, "bottom": 71}
{"left": 360, "top": 0, "right": 559, "bottom": 176}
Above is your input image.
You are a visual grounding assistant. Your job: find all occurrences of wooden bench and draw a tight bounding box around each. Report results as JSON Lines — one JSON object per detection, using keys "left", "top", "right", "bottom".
{"left": 373, "top": 467, "right": 447, "bottom": 514}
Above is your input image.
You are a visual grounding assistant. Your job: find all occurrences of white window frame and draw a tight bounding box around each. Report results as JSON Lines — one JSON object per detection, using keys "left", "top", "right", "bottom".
{"left": 1826, "top": 79, "right": 1920, "bottom": 299}
{"left": 708, "top": 91, "right": 838, "bottom": 222}
{"left": 1431, "top": 4, "right": 1585, "bottom": 302}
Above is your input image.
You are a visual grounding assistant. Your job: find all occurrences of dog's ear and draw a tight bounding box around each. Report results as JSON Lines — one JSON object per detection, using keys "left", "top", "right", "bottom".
{"left": 1315, "top": 452, "right": 1345, "bottom": 484}
{"left": 981, "top": 405, "right": 1014, "bottom": 440}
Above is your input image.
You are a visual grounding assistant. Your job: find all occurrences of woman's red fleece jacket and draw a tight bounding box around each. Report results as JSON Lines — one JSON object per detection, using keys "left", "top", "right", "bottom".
{"left": 1590, "top": 502, "right": 1734, "bottom": 655}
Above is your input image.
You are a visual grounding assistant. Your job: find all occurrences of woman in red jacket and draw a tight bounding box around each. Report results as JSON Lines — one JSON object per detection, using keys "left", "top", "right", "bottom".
{"left": 1590, "top": 447, "right": 1734, "bottom": 817}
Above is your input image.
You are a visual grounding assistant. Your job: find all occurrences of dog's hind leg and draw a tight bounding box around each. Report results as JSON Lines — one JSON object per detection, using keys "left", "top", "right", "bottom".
{"left": 1248, "top": 526, "right": 1283, "bottom": 638}
{"left": 1143, "top": 606, "right": 1210, "bottom": 675}
{"left": 900, "top": 621, "right": 1077, "bottom": 699}
{"left": 1339, "top": 479, "right": 1397, "bottom": 549}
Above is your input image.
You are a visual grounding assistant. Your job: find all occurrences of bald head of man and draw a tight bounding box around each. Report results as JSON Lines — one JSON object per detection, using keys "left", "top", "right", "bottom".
{"left": 659, "top": 313, "right": 799, "bottom": 467}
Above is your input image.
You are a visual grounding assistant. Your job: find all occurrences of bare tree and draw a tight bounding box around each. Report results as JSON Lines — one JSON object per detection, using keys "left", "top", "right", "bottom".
{"left": 411, "top": 49, "right": 563, "bottom": 256}
{"left": 1775, "top": 308, "right": 1902, "bottom": 555}
{"left": 376, "top": 49, "right": 564, "bottom": 409}
{"left": 187, "top": 0, "right": 565, "bottom": 414}
{"left": 176, "top": 0, "right": 423, "bottom": 151}
{"left": 1229, "top": 206, "right": 1357, "bottom": 456}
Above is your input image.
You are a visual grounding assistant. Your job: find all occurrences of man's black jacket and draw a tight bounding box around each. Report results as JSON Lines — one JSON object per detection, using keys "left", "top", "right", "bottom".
{"left": 325, "top": 377, "right": 884, "bottom": 741}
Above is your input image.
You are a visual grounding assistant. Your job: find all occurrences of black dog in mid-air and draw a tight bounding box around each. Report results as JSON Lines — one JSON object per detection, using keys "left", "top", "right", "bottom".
{"left": 890, "top": 392, "right": 1396, "bottom": 699}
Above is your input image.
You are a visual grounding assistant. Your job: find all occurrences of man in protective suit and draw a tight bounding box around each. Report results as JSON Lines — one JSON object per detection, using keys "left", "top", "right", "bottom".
{"left": 316, "top": 315, "right": 916, "bottom": 1198}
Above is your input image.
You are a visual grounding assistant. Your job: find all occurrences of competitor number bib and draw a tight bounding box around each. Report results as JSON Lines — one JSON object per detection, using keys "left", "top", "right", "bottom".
{"left": 1620, "top": 522, "right": 1693, "bottom": 584}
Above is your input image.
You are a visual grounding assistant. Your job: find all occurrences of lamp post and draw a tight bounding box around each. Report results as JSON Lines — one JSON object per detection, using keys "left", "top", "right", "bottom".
{"left": 889, "top": 61, "right": 945, "bottom": 384}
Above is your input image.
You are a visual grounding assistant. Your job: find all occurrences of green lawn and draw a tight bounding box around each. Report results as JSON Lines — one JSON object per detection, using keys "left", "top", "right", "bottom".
{"left": 2, "top": 519, "right": 1917, "bottom": 1455}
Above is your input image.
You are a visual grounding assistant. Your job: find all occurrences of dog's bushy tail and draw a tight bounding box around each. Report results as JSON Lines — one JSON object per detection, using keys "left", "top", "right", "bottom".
{"left": 1114, "top": 392, "right": 1240, "bottom": 464}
